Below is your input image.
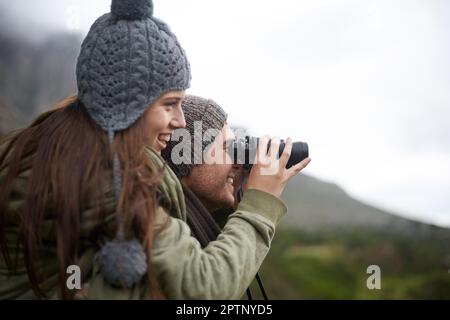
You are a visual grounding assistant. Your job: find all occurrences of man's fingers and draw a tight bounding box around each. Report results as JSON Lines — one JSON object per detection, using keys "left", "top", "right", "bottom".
{"left": 287, "top": 157, "right": 311, "bottom": 177}
{"left": 279, "top": 137, "right": 293, "bottom": 167}
{"left": 268, "top": 136, "right": 280, "bottom": 159}
{"left": 257, "top": 135, "right": 270, "bottom": 165}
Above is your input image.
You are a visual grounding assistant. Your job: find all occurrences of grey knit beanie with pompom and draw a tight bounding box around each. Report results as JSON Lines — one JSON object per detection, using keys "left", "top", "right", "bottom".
{"left": 76, "top": 0, "right": 191, "bottom": 289}
{"left": 76, "top": 0, "right": 191, "bottom": 132}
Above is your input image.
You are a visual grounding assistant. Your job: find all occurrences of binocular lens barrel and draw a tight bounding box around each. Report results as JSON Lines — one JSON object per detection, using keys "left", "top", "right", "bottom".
{"left": 279, "top": 140, "right": 309, "bottom": 169}
{"left": 230, "top": 136, "right": 309, "bottom": 170}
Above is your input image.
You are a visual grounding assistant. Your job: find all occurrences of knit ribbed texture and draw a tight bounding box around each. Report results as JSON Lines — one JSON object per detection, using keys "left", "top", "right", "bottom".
{"left": 111, "top": 0, "right": 153, "bottom": 20}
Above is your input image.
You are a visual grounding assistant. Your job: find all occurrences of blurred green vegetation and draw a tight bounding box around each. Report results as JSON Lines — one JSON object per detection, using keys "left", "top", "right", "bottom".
{"left": 248, "top": 227, "right": 450, "bottom": 299}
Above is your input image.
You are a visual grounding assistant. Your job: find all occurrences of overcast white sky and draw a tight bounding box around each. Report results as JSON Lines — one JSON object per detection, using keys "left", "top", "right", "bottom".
{"left": 2, "top": 0, "right": 450, "bottom": 227}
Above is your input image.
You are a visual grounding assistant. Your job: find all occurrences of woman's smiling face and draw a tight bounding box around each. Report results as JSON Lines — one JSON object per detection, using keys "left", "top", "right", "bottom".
{"left": 144, "top": 90, "right": 186, "bottom": 153}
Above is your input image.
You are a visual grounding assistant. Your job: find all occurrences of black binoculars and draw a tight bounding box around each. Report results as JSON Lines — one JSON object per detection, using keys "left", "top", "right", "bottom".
{"left": 228, "top": 136, "right": 309, "bottom": 171}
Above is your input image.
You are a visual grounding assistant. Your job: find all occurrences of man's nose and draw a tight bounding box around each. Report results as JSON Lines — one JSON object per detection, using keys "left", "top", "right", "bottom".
{"left": 170, "top": 105, "right": 186, "bottom": 128}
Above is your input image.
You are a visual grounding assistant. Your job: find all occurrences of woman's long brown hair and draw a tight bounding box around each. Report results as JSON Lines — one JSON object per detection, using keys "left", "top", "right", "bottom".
{"left": 0, "top": 96, "right": 165, "bottom": 299}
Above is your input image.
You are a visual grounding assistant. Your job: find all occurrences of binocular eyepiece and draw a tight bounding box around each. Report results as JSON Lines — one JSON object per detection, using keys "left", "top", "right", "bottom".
{"left": 228, "top": 136, "right": 309, "bottom": 171}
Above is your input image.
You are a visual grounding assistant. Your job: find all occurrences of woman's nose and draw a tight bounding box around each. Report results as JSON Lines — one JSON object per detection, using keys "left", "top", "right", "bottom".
{"left": 170, "top": 105, "right": 186, "bottom": 129}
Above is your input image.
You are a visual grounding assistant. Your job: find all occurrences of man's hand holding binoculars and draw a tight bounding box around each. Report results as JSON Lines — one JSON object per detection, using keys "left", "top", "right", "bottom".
{"left": 243, "top": 136, "right": 311, "bottom": 198}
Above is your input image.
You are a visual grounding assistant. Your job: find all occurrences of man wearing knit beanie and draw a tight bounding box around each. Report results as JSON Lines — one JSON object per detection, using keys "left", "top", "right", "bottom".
{"left": 162, "top": 95, "right": 242, "bottom": 244}
{"left": 162, "top": 96, "right": 227, "bottom": 176}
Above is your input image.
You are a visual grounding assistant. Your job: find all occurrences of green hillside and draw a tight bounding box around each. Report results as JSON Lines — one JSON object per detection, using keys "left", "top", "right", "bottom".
{"left": 249, "top": 228, "right": 450, "bottom": 299}
{"left": 244, "top": 174, "right": 450, "bottom": 299}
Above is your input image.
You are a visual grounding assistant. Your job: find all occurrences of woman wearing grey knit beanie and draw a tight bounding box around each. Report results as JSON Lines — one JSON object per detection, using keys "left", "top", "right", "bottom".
{"left": 0, "top": 0, "right": 311, "bottom": 300}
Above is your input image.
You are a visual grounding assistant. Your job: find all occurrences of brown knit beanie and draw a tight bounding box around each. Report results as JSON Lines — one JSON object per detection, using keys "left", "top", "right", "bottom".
{"left": 162, "top": 94, "right": 227, "bottom": 177}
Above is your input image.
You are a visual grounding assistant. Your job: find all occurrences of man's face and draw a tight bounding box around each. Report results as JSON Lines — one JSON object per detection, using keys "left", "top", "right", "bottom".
{"left": 182, "top": 124, "right": 240, "bottom": 212}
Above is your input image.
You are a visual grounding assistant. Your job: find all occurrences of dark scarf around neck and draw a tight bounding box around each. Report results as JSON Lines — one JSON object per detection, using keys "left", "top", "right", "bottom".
{"left": 181, "top": 183, "right": 222, "bottom": 248}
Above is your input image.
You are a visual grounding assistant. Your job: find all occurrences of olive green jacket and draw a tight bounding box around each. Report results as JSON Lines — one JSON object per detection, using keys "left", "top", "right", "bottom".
{"left": 0, "top": 140, "right": 287, "bottom": 299}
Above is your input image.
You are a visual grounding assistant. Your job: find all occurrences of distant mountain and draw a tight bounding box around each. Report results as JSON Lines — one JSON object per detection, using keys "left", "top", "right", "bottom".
{"left": 281, "top": 174, "right": 450, "bottom": 240}
{"left": 0, "top": 23, "right": 81, "bottom": 123}
{"left": 0, "top": 97, "right": 27, "bottom": 134}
